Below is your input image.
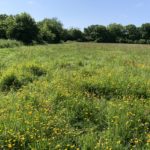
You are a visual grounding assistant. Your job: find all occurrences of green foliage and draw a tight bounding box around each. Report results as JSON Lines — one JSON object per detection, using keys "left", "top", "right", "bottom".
{"left": 1, "top": 12, "right": 150, "bottom": 44}
{"left": 7, "top": 13, "right": 39, "bottom": 44}
{"left": 140, "top": 23, "right": 150, "bottom": 39}
{"left": 0, "top": 14, "right": 8, "bottom": 20}
{"left": 0, "top": 14, "right": 8, "bottom": 39}
{"left": 84, "top": 25, "right": 109, "bottom": 42}
{"left": 66, "top": 28, "right": 84, "bottom": 42}
{"left": 38, "top": 18, "right": 63, "bottom": 43}
{"left": 0, "top": 39, "right": 22, "bottom": 48}
{"left": 28, "top": 65, "right": 46, "bottom": 76}
{"left": 107, "top": 23, "right": 125, "bottom": 42}
{"left": 125, "top": 24, "right": 140, "bottom": 41}
{"left": 0, "top": 73, "right": 22, "bottom": 91}
{"left": 138, "top": 39, "right": 147, "bottom": 44}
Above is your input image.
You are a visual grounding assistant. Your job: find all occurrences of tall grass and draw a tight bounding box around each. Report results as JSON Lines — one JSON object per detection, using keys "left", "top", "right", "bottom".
{"left": 0, "top": 43, "right": 149, "bottom": 149}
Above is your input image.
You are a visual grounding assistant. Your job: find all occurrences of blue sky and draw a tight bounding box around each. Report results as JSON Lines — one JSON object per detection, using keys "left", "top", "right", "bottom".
{"left": 0, "top": 0, "right": 150, "bottom": 29}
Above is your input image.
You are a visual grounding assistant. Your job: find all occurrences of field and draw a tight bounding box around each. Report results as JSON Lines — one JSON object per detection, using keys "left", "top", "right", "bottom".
{"left": 0, "top": 42, "right": 150, "bottom": 150}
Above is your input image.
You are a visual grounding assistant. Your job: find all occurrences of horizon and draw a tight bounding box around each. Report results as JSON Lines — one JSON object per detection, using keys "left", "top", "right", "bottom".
{"left": 0, "top": 0, "right": 150, "bottom": 29}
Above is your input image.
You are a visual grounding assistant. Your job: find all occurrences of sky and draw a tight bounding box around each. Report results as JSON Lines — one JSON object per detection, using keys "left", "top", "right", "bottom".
{"left": 0, "top": 0, "right": 150, "bottom": 29}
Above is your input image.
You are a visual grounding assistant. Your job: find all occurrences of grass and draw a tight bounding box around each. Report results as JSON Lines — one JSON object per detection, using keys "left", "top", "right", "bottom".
{"left": 0, "top": 42, "right": 150, "bottom": 149}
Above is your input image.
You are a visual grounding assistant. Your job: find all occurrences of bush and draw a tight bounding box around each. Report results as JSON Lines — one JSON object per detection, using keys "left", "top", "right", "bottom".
{"left": 138, "top": 39, "right": 147, "bottom": 44}
{"left": 117, "top": 38, "right": 128, "bottom": 43}
{"left": 29, "top": 65, "right": 46, "bottom": 76}
{"left": 146, "top": 40, "right": 150, "bottom": 44}
{"left": 127, "top": 39, "right": 134, "bottom": 44}
{"left": 0, "top": 39, "right": 22, "bottom": 48}
{"left": 134, "top": 40, "right": 139, "bottom": 44}
{"left": 0, "top": 74, "right": 22, "bottom": 91}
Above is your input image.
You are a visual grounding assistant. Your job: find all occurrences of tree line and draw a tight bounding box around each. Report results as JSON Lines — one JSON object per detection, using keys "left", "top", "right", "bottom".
{"left": 1, "top": 12, "right": 150, "bottom": 44}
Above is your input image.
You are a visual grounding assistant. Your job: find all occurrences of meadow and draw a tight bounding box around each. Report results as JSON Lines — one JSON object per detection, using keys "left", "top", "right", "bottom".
{"left": 0, "top": 42, "right": 150, "bottom": 150}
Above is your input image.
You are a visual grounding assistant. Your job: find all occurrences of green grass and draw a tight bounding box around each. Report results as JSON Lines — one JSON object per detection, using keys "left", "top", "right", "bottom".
{"left": 0, "top": 43, "right": 150, "bottom": 150}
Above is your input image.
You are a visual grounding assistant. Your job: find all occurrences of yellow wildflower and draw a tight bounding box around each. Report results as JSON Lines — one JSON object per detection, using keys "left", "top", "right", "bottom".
{"left": 8, "top": 144, "right": 12, "bottom": 149}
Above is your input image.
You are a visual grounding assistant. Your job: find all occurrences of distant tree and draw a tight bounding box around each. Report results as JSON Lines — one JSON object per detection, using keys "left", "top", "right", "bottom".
{"left": 140, "top": 23, "right": 150, "bottom": 39}
{"left": 67, "top": 28, "right": 84, "bottom": 41}
{"left": 62, "top": 29, "right": 70, "bottom": 42}
{"left": 2, "top": 12, "right": 150, "bottom": 44}
{"left": 0, "top": 14, "right": 9, "bottom": 39}
{"left": 6, "top": 13, "right": 39, "bottom": 44}
{"left": 125, "top": 24, "right": 140, "bottom": 41}
{"left": 84, "top": 25, "right": 95, "bottom": 41}
{"left": 84, "top": 25, "right": 109, "bottom": 42}
{"left": 38, "top": 18, "right": 63, "bottom": 43}
{"left": 0, "top": 14, "right": 8, "bottom": 20}
{"left": 5, "top": 15, "right": 16, "bottom": 38}
{"left": 107, "top": 23, "right": 125, "bottom": 42}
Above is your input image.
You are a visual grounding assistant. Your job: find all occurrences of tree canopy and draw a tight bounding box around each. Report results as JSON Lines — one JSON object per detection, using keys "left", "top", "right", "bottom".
{"left": 0, "top": 12, "right": 150, "bottom": 44}
{"left": 38, "top": 18, "right": 63, "bottom": 43}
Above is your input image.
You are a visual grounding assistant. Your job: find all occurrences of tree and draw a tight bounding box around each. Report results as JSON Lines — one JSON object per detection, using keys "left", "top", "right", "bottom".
{"left": 5, "top": 15, "right": 16, "bottom": 38}
{"left": 38, "top": 18, "right": 63, "bottom": 43}
{"left": 84, "top": 25, "right": 109, "bottom": 42}
{"left": 66, "top": 28, "right": 84, "bottom": 41}
{"left": 125, "top": 24, "right": 140, "bottom": 41}
{"left": 0, "top": 14, "right": 8, "bottom": 39}
{"left": 84, "top": 25, "right": 95, "bottom": 41}
{"left": 62, "top": 29, "right": 70, "bottom": 42}
{"left": 140, "top": 23, "right": 150, "bottom": 39}
{"left": 7, "top": 13, "right": 39, "bottom": 44}
{"left": 107, "top": 23, "right": 125, "bottom": 42}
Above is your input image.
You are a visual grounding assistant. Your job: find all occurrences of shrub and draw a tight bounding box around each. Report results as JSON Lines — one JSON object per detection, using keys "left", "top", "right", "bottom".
{"left": 138, "top": 39, "right": 147, "bottom": 44}
{"left": 0, "top": 39, "right": 22, "bottom": 48}
{"left": 117, "top": 38, "right": 127, "bottom": 43}
{"left": 134, "top": 40, "right": 139, "bottom": 44}
{"left": 127, "top": 39, "right": 134, "bottom": 44}
{"left": 146, "top": 40, "right": 150, "bottom": 44}
{"left": 0, "top": 74, "right": 22, "bottom": 91}
{"left": 29, "top": 65, "right": 46, "bottom": 76}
